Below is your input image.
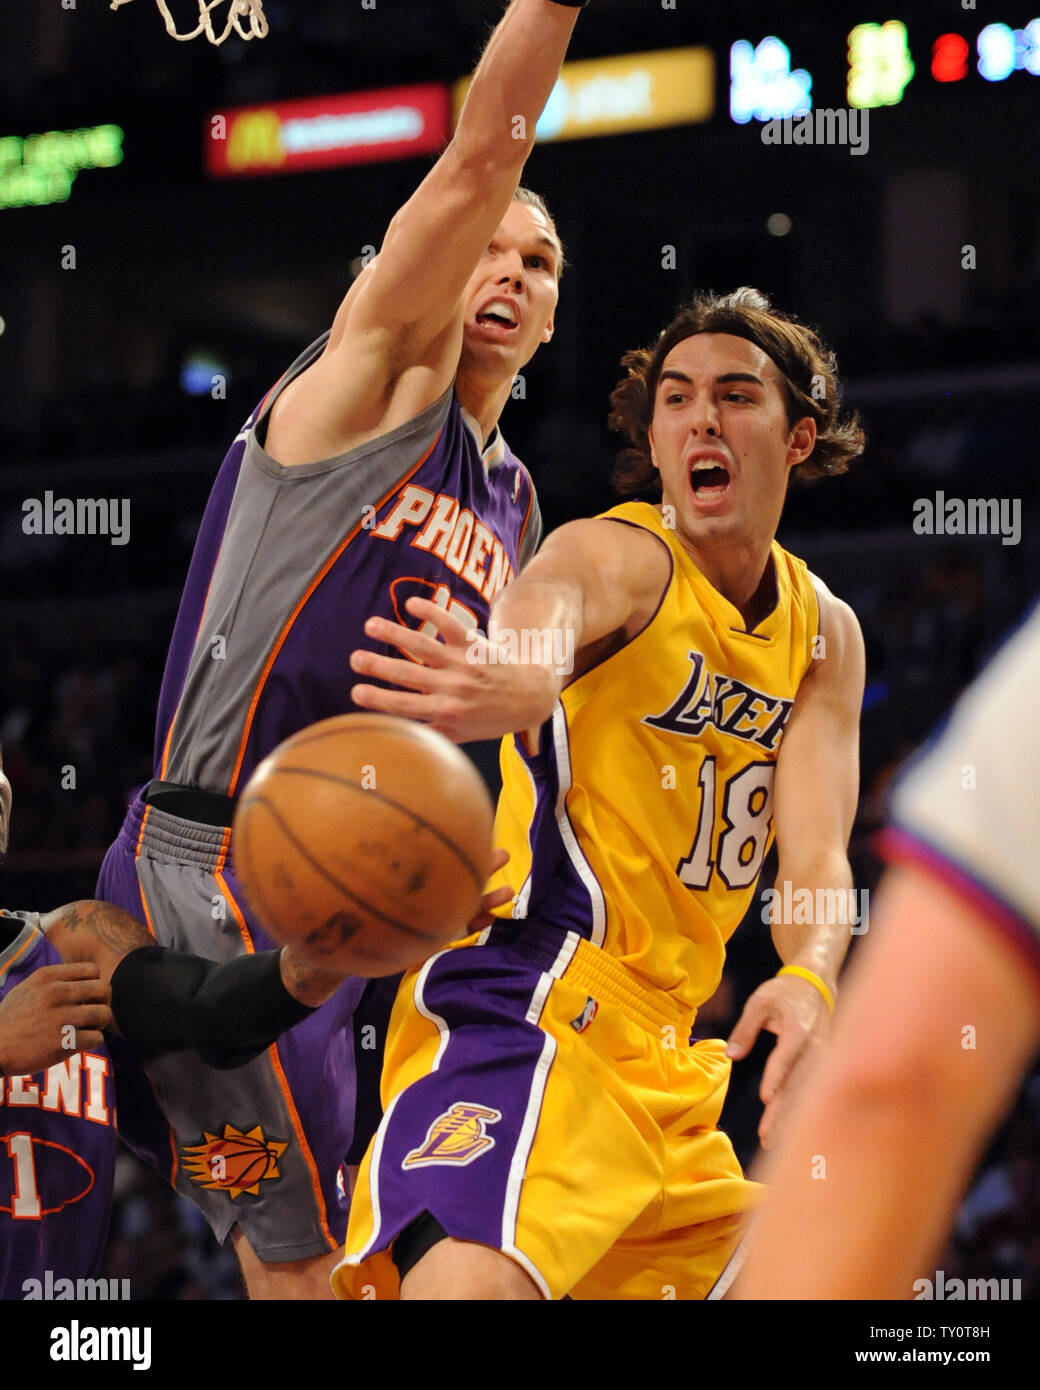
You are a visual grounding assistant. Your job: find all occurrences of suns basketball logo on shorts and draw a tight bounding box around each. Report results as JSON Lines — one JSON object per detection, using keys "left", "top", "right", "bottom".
{"left": 181, "top": 1122, "right": 288, "bottom": 1199}
{"left": 402, "top": 1102, "right": 502, "bottom": 1169}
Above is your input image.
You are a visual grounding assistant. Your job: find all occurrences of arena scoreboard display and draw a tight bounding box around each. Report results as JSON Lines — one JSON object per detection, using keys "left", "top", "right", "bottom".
{"left": 729, "top": 14, "right": 1040, "bottom": 120}
{"left": 193, "top": 12, "right": 1040, "bottom": 178}
{"left": 3, "top": 12, "right": 1036, "bottom": 204}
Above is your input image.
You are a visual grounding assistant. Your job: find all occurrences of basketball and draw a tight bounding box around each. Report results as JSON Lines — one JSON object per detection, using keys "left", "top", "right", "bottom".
{"left": 232, "top": 714, "right": 496, "bottom": 978}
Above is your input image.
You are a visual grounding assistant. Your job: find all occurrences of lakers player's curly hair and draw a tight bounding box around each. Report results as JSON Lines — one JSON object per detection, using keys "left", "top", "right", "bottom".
{"left": 609, "top": 287, "right": 865, "bottom": 500}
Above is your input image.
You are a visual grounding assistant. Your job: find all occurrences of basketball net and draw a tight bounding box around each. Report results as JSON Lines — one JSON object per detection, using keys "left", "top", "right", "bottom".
{"left": 110, "top": 0, "right": 269, "bottom": 46}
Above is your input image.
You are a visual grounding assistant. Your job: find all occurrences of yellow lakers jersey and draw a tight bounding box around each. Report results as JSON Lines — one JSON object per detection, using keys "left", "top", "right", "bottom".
{"left": 492, "top": 501, "right": 820, "bottom": 1015}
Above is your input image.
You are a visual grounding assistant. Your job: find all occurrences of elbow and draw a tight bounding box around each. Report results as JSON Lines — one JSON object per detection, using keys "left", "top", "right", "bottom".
{"left": 447, "top": 131, "right": 533, "bottom": 183}
{"left": 773, "top": 850, "right": 854, "bottom": 896}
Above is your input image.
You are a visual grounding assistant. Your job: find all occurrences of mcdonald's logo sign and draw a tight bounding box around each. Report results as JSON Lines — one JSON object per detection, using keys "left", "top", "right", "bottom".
{"left": 206, "top": 85, "right": 449, "bottom": 179}
{"left": 226, "top": 109, "right": 286, "bottom": 172}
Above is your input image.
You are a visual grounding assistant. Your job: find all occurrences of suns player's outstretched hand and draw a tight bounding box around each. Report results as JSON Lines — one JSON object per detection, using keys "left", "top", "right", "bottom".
{"left": 0, "top": 962, "right": 112, "bottom": 1075}
{"left": 725, "top": 971, "right": 830, "bottom": 1150}
{"left": 350, "top": 598, "right": 560, "bottom": 743}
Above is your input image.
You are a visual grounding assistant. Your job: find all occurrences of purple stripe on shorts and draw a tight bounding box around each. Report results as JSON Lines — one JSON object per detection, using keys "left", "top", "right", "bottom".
{"left": 364, "top": 939, "right": 563, "bottom": 1261}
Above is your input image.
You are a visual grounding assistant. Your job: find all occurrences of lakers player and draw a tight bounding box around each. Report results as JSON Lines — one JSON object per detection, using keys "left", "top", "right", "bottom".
{"left": 337, "top": 288, "right": 867, "bottom": 1299}
{"left": 735, "top": 605, "right": 1040, "bottom": 1300}
{"left": 95, "top": 0, "right": 587, "bottom": 1298}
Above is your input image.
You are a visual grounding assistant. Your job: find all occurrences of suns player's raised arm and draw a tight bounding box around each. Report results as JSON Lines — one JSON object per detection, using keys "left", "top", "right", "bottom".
{"left": 313, "top": 0, "right": 578, "bottom": 403}
{"left": 341, "top": 1, "right": 577, "bottom": 337}
{"left": 735, "top": 863, "right": 1040, "bottom": 1299}
{"left": 266, "top": 2, "right": 580, "bottom": 464}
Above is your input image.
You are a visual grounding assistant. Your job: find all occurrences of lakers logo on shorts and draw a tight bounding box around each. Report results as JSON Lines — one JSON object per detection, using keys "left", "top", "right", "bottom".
{"left": 402, "top": 1102, "right": 502, "bottom": 1169}
{"left": 181, "top": 1122, "right": 288, "bottom": 1199}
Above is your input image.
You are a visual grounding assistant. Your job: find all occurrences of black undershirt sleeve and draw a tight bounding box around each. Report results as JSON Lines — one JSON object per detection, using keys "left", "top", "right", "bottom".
{"left": 109, "top": 946, "right": 317, "bottom": 1070}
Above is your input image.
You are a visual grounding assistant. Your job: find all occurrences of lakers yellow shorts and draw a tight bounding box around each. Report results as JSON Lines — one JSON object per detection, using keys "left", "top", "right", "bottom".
{"left": 332, "top": 920, "right": 760, "bottom": 1300}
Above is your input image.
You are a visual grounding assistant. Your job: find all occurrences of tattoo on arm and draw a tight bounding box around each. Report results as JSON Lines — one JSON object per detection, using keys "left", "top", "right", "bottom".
{"left": 44, "top": 901, "right": 153, "bottom": 958}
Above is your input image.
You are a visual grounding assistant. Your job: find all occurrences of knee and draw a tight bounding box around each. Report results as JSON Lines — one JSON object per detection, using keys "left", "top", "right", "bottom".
{"left": 232, "top": 1228, "right": 338, "bottom": 1300}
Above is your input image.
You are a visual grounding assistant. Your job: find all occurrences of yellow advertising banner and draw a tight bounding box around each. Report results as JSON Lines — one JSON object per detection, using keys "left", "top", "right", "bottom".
{"left": 453, "top": 47, "right": 715, "bottom": 143}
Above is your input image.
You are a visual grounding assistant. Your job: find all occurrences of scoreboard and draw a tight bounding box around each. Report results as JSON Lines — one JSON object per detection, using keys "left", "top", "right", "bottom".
{"left": 2, "top": 11, "right": 1037, "bottom": 204}
{"left": 732, "top": 16, "right": 1040, "bottom": 122}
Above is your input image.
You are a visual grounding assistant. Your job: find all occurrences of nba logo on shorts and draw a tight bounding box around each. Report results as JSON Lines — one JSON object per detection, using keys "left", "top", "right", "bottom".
{"left": 402, "top": 1103, "right": 502, "bottom": 1168}
{"left": 570, "top": 996, "right": 598, "bottom": 1034}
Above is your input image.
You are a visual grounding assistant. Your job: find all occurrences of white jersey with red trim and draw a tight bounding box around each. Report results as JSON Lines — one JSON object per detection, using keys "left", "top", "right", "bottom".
{"left": 884, "top": 603, "right": 1040, "bottom": 979}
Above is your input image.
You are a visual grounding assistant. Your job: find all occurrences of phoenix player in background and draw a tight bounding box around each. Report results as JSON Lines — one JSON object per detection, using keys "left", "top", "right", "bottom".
{"left": 0, "top": 751, "right": 115, "bottom": 1296}
{"left": 337, "top": 288, "right": 866, "bottom": 1300}
{"left": 0, "top": 739, "right": 507, "bottom": 1299}
{"left": 0, "top": 742, "right": 350, "bottom": 1299}
{"left": 96, "top": 0, "right": 586, "bottom": 1297}
{"left": 0, "top": 897, "right": 337, "bottom": 1301}
{"left": 0, "top": 742, "right": 119, "bottom": 1295}
{"left": 735, "top": 605, "right": 1040, "bottom": 1300}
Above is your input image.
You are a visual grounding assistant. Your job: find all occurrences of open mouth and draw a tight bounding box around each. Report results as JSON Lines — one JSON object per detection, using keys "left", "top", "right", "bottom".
{"left": 475, "top": 300, "right": 520, "bottom": 333}
{"left": 689, "top": 461, "right": 732, "bottom": 500}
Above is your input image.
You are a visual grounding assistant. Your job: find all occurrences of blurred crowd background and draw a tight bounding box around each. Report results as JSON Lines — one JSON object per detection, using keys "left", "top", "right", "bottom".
{"left": 1, "top": 0, "right": 1038, "bottom": 1298}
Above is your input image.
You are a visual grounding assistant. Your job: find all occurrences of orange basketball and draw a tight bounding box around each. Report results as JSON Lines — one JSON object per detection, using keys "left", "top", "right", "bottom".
{"left": 232, "top": 714, "right": 495, "bottom": 978}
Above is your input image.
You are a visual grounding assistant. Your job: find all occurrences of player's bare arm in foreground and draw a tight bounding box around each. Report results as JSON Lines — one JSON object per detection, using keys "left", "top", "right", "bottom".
{"left": 351, "top": 521, "right": 864, "bottom": 1146}
{"left": 736, "top": 868, "right": 1040, "bottom": 1299}
{"left": 266, "top": 0, "right": 582, "bottom": 466}
{"left": 350, "top": 517, "right": 673, "bottom": 742}
{"left": 736, "top": 613, "right": 1040, "bottom": 1299}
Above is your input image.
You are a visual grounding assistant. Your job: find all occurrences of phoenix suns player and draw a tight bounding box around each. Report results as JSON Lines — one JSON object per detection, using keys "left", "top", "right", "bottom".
{"left": 0, "top": 736, "right": 509, "bottom": 1296}
{"left": 95, "top": 0, "right": 587, "bottom": 1297}
{"left": 338, "top": 288, "right": 867, "bottom": 1300}
{"left": 0, "top": 893, "right": 344, "bottom": 1299}
{"left": 0, "top": 741, "right": 356, "bottom": 1297}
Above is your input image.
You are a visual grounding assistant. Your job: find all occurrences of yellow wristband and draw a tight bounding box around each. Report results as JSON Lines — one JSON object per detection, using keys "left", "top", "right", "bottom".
{"left": 777, "top": 965, "right": 835, "bottom": 1015}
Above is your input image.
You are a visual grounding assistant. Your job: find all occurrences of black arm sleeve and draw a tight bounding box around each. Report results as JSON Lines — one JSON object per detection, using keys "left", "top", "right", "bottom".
{"left": 109, "top": 946, "right": 317, "bottom": 1070}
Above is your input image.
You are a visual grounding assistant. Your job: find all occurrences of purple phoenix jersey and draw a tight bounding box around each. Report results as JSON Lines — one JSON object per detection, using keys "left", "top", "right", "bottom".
{"left": 0, "top": 913, "right": 117, "bottom": 1298}
{"left": 152, "top": 331, "right": 541, "bottom": 798}
{"left": 94, "top": 334, "right": 541, "bottom": 1257}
